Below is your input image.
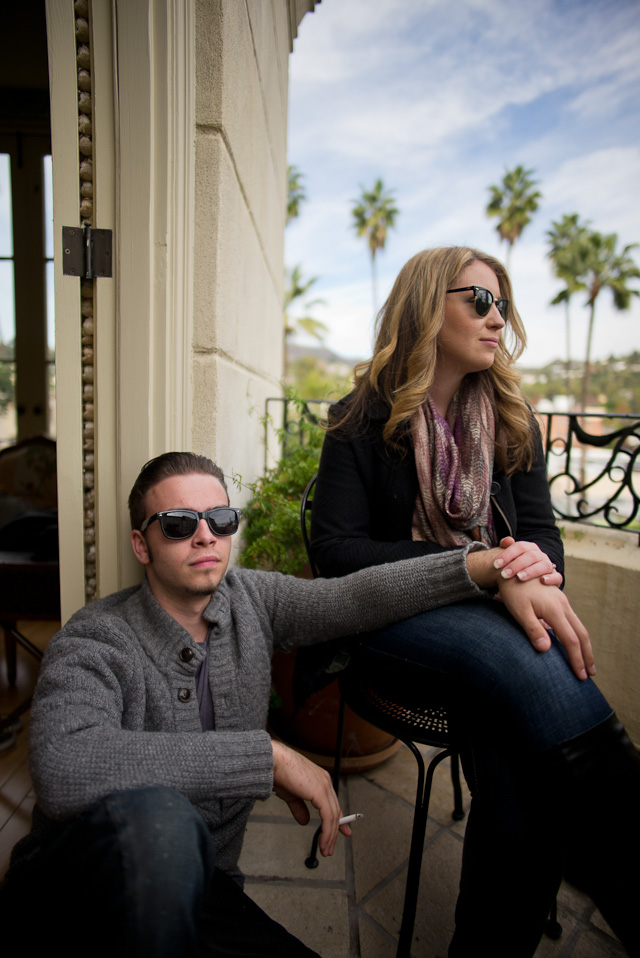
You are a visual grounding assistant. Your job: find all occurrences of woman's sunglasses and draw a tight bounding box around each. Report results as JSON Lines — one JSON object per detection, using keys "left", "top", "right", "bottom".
{"left": 446, "top": 285, "right": 509, "bottom": 321}
{"left": 140, "top": 507, "right": 242, "bottom": 539}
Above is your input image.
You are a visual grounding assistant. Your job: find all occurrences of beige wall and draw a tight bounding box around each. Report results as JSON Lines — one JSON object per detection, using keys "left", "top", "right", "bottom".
{"left": 48, "top": 0, "right": 318, "bottom": 616}
{"left": 563, "top": 523, "right": 640, "bottom": 746}
{"left": 192, "top": 0, "right": 319, "bottom": 565}
{"left": 193, "top": 0, "right": 291, "bottom": 513}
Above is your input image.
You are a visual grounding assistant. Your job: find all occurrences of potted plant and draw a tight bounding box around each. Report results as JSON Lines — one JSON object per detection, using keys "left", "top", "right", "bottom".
{"left": 235, "top": 406, "right": 322, "bottom": 577}
{"left": 236, "top": 400, "right": 398, "bottom": 772}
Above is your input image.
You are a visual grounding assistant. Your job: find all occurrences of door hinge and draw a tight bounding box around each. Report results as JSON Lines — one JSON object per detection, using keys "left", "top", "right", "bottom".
{"left": 62, "top": 225, "right": 113, "bottom": 278}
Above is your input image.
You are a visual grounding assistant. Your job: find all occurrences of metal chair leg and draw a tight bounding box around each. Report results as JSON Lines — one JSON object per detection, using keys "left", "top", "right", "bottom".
{"left": 450, "top": 752, "right": 465, "bottom": 821}
{"left": 397, "top": 743, "right": 453, "bottom": 958}
{"left": 1, "top": 622, "right": 43, "bottom": 687}
{"left": 545, "top": 897, "right": 562, "bottom": 939}
{"left": 3, "top": 627, "right": 17, "bottom": 685}
{"left": 305, "top": 690, "right": 347, "bottom": 870}
{"left": 304, "top": 825, "right": 322, "bottom": 869}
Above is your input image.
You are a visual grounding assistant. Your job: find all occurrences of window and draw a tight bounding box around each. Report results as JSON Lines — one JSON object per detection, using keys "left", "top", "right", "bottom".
{"left": 0, "top": 135, "right": 53, "bottom": 447}
{"left": 0, "top": 151, "right": 15, "bottom": 445}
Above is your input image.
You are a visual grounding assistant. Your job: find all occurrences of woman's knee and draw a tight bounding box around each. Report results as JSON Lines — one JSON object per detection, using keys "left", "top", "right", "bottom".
{"left": 360, "top": 603, "right": 612, "bottom": 749}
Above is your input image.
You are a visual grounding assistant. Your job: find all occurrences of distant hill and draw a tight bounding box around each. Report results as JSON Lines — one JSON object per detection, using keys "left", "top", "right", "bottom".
{"left": 286, "top": 342, "right": 363, "bottom": 367}
{"left": 519, "top": 351, "right": 640, "bottom": 413}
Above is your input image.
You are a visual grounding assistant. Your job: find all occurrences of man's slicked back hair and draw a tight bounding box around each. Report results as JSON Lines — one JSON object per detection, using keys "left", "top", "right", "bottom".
{"left": 128, "top": 452, "right": 228, "bottom": 530}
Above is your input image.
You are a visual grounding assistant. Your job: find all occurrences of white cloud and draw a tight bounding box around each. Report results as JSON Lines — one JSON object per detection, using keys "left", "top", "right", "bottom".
{"left": 542, "top": 147, "right": 640, "bottom": 239}
{"left": 286, "top": 0, "right": 640, "bottom": 370}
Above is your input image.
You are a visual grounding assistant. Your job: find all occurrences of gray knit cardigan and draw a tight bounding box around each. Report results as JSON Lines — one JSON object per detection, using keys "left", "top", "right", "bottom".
{"left": 20, "top": 551, "right": 484, "bottom": 879}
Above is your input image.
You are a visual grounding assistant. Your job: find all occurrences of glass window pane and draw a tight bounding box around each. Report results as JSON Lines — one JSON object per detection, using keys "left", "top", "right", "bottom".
{"left": 0, "top": 154, "right": 12, "bottom": 258}
{"left": 44, "top": 154, "right": 53, "bottom": 260}
{"left": 44, "top": 155, "right": 55, "bottom": 439}
{"left": 0, "top": 362, "right": 15, "bottom": 446}
{"left": 46, "top": 259, "right": 55, "bottom": 355}
{"left": 0, "top": 259, "right": 15, "bottom": 354}
{"left": 48, "top": 363, "right": 56, "bottom": 440}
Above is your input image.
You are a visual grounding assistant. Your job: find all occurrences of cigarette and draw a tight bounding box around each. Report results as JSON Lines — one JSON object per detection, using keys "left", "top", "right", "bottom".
{"left": 339, "top": 813, "right": 364, "bottom": 825}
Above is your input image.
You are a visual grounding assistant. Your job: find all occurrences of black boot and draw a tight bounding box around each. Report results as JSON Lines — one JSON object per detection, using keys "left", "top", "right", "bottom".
{"left": 448, "top": 742, "right": 564, "bottom": 958}
{"left": 549, "top": 713, "right": 640, "bottom": 957}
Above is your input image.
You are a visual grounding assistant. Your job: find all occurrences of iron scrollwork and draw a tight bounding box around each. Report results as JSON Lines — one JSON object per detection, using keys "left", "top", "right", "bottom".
{"left": 264, "top": 397, "right": 331, "bottom": 470}
{"left": 266, "top": 401, "right": 640, "bottom": 542}
{"left": 542, "top": 412, "right": 640, "bottom": 540}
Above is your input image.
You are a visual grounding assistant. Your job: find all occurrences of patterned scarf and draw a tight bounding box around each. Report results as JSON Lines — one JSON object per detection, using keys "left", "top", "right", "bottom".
{"left": 411, "top": 379, "right": 498, "bottom": 548}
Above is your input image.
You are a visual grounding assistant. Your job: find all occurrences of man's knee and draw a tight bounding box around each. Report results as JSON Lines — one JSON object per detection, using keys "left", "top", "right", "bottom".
{"left": 92, "top": 786, "right": 215, "bottom": 879}
{"left": 97, "top": 785, "right": 202, "bottom": 832}
{"left": 5, "top": 788, "right": 216, "bottom": 955}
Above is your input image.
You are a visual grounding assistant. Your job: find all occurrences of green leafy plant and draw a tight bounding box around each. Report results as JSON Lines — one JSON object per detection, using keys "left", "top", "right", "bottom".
{"left": 235, "top": 400, "right": 324, "bottom": 576}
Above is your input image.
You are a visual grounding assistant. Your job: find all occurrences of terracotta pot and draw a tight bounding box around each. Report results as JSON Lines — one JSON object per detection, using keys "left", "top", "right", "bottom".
{"left": 269, "top": 648, "right": 399, "bottom": 773}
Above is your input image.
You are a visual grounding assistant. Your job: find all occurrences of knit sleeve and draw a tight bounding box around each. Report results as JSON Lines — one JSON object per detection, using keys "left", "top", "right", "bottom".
{"left": 231, "top": 544, "right": 488, "bottom": 651}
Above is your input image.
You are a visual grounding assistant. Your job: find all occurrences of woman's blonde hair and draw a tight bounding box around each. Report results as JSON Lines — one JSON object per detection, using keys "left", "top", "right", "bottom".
{"left": 332, "top": 246, "right": 534, "bottom": 474}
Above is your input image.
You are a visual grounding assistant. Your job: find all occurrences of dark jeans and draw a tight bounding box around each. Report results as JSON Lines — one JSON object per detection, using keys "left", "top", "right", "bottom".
{"left": 364, "top": 599, "right": 612, "bottom": 751}
{"left": 362, "top": 599, "right": 615, "bottom": 957}
{"left": 2, "top": 786, "right": 319, "bottom": 958}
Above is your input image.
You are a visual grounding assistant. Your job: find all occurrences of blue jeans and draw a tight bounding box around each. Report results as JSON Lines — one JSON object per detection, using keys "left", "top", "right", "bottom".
{"left": 363, "top": 598, "right": 611, "bottom": 752}
{"left": 3, "top": 787, "right": 319, "bottom": 958}
{"left": 361, "top": 600, "right": 614, "bottom": 957}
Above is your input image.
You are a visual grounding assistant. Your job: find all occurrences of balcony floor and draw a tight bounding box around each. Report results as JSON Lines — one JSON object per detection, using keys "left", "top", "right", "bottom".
{"left": 0, "top": 624, "right": 627, "bottom": 956}
{"left": 239, "top": 745, "right": 626, "bottom": 957}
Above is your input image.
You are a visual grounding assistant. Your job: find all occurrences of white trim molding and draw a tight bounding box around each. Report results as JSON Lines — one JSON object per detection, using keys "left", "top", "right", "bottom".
{"left": 111, "top": 0, "right": 196, "bottom": 587}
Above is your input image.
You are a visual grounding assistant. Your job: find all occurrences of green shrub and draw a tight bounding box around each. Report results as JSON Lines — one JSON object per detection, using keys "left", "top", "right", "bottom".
{"left": 236, "top": 408, "right": 323, "bottom": 576}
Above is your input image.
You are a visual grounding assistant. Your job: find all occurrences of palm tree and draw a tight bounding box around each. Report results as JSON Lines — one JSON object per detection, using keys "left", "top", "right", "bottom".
{"left": 352, "top": 178, "right": 399, "bottom": 315}
{"left": 546, "top": 214, "right": 589, "bottom": 395}
{"left": 486, "top": 165, "right": 541, "bottom": 268}
{"left": 286, "top": 165, "right": 306, "bottom": 225}
{"left": 575, "top": 232, "right": 640, "bottom": 412}
{"left": 283, "top": 265, "right": 328, "bottom": 374}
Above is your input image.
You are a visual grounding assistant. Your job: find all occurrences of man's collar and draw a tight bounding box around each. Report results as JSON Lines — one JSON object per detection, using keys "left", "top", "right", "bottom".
{"left": 140, "top": 574, "right": 229, "bottom": 632}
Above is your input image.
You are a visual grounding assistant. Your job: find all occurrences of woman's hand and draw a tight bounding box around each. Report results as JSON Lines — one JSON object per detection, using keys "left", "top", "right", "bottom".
{"left": 497, "top": 576, "right": 595, "bottom": 680}
{"left": 466, "top": 540, "right": 561, "bottom": 590}
{"left": 493, "top": 536, "right": 563, "bottom": 587}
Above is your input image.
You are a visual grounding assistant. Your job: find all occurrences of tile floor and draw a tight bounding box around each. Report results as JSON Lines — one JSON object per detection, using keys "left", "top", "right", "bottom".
{"left": 0, "top": 623, "right": 628, "bottom": 956}
{"left": 240, "top": 744, "right": 626, "bottom": 957}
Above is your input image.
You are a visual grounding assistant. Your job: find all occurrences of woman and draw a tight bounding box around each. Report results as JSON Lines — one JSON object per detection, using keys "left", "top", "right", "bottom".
{"left": 310, "top": 247, "right": 639, "bottom": 957}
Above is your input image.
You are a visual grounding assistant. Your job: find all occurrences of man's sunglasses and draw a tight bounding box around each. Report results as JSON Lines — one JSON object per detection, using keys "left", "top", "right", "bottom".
{"left": 140, "top": 507, "right": 242, "bottom": 540}
{"left": 446, "top": 285, "right": 509, "bottom": 321}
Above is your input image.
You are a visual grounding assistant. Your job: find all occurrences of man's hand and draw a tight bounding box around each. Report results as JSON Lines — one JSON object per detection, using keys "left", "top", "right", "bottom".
{"left": 497, "top": 576, "right": 595, "bottom": 680}
{"left": 271, "top": 741, "right": 352, "bottom": 856}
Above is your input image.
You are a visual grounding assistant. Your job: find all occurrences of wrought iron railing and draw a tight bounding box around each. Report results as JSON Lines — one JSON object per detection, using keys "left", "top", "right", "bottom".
{"left": 538, "top": 411, "right": 640, "bottom": 542}
{"left": 264, "top": 397, "right": 331, "bottom": 471}
{"left": 266, "top": 398, "right": 640, "bottom": 542}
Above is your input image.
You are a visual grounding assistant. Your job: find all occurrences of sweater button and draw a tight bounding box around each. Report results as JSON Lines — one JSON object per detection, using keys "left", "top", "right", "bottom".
{"left": 180, "top": 648, "right": 194, "bottom": 662}
{"left": 178, "top": 688, "right": 191, "bottom": 702}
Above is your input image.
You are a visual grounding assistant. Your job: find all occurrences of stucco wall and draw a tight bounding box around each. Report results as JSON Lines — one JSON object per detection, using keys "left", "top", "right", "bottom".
{"left": 47, "top": 0, "right": 318, "bottom": 608}
{"left": 193, "top": 0, "right": 297, "bottom": 532}
{"left": 563, "top": 523, "right": 640, "bottom": 746}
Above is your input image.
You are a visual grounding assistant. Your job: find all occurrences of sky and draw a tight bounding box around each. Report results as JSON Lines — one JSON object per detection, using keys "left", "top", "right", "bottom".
{"left": 285, "top": 0, "right": 640, "bottom": 370}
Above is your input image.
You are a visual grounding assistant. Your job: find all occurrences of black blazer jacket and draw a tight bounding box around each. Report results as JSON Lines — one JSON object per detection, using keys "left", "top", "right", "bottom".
{"left": 310, "top": 396, "right": 564, "bottom": 580}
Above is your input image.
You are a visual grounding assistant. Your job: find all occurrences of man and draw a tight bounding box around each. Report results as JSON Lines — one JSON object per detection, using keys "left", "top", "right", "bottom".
{"left": 2, "top": 452, "right": 589, "bottom": 957}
